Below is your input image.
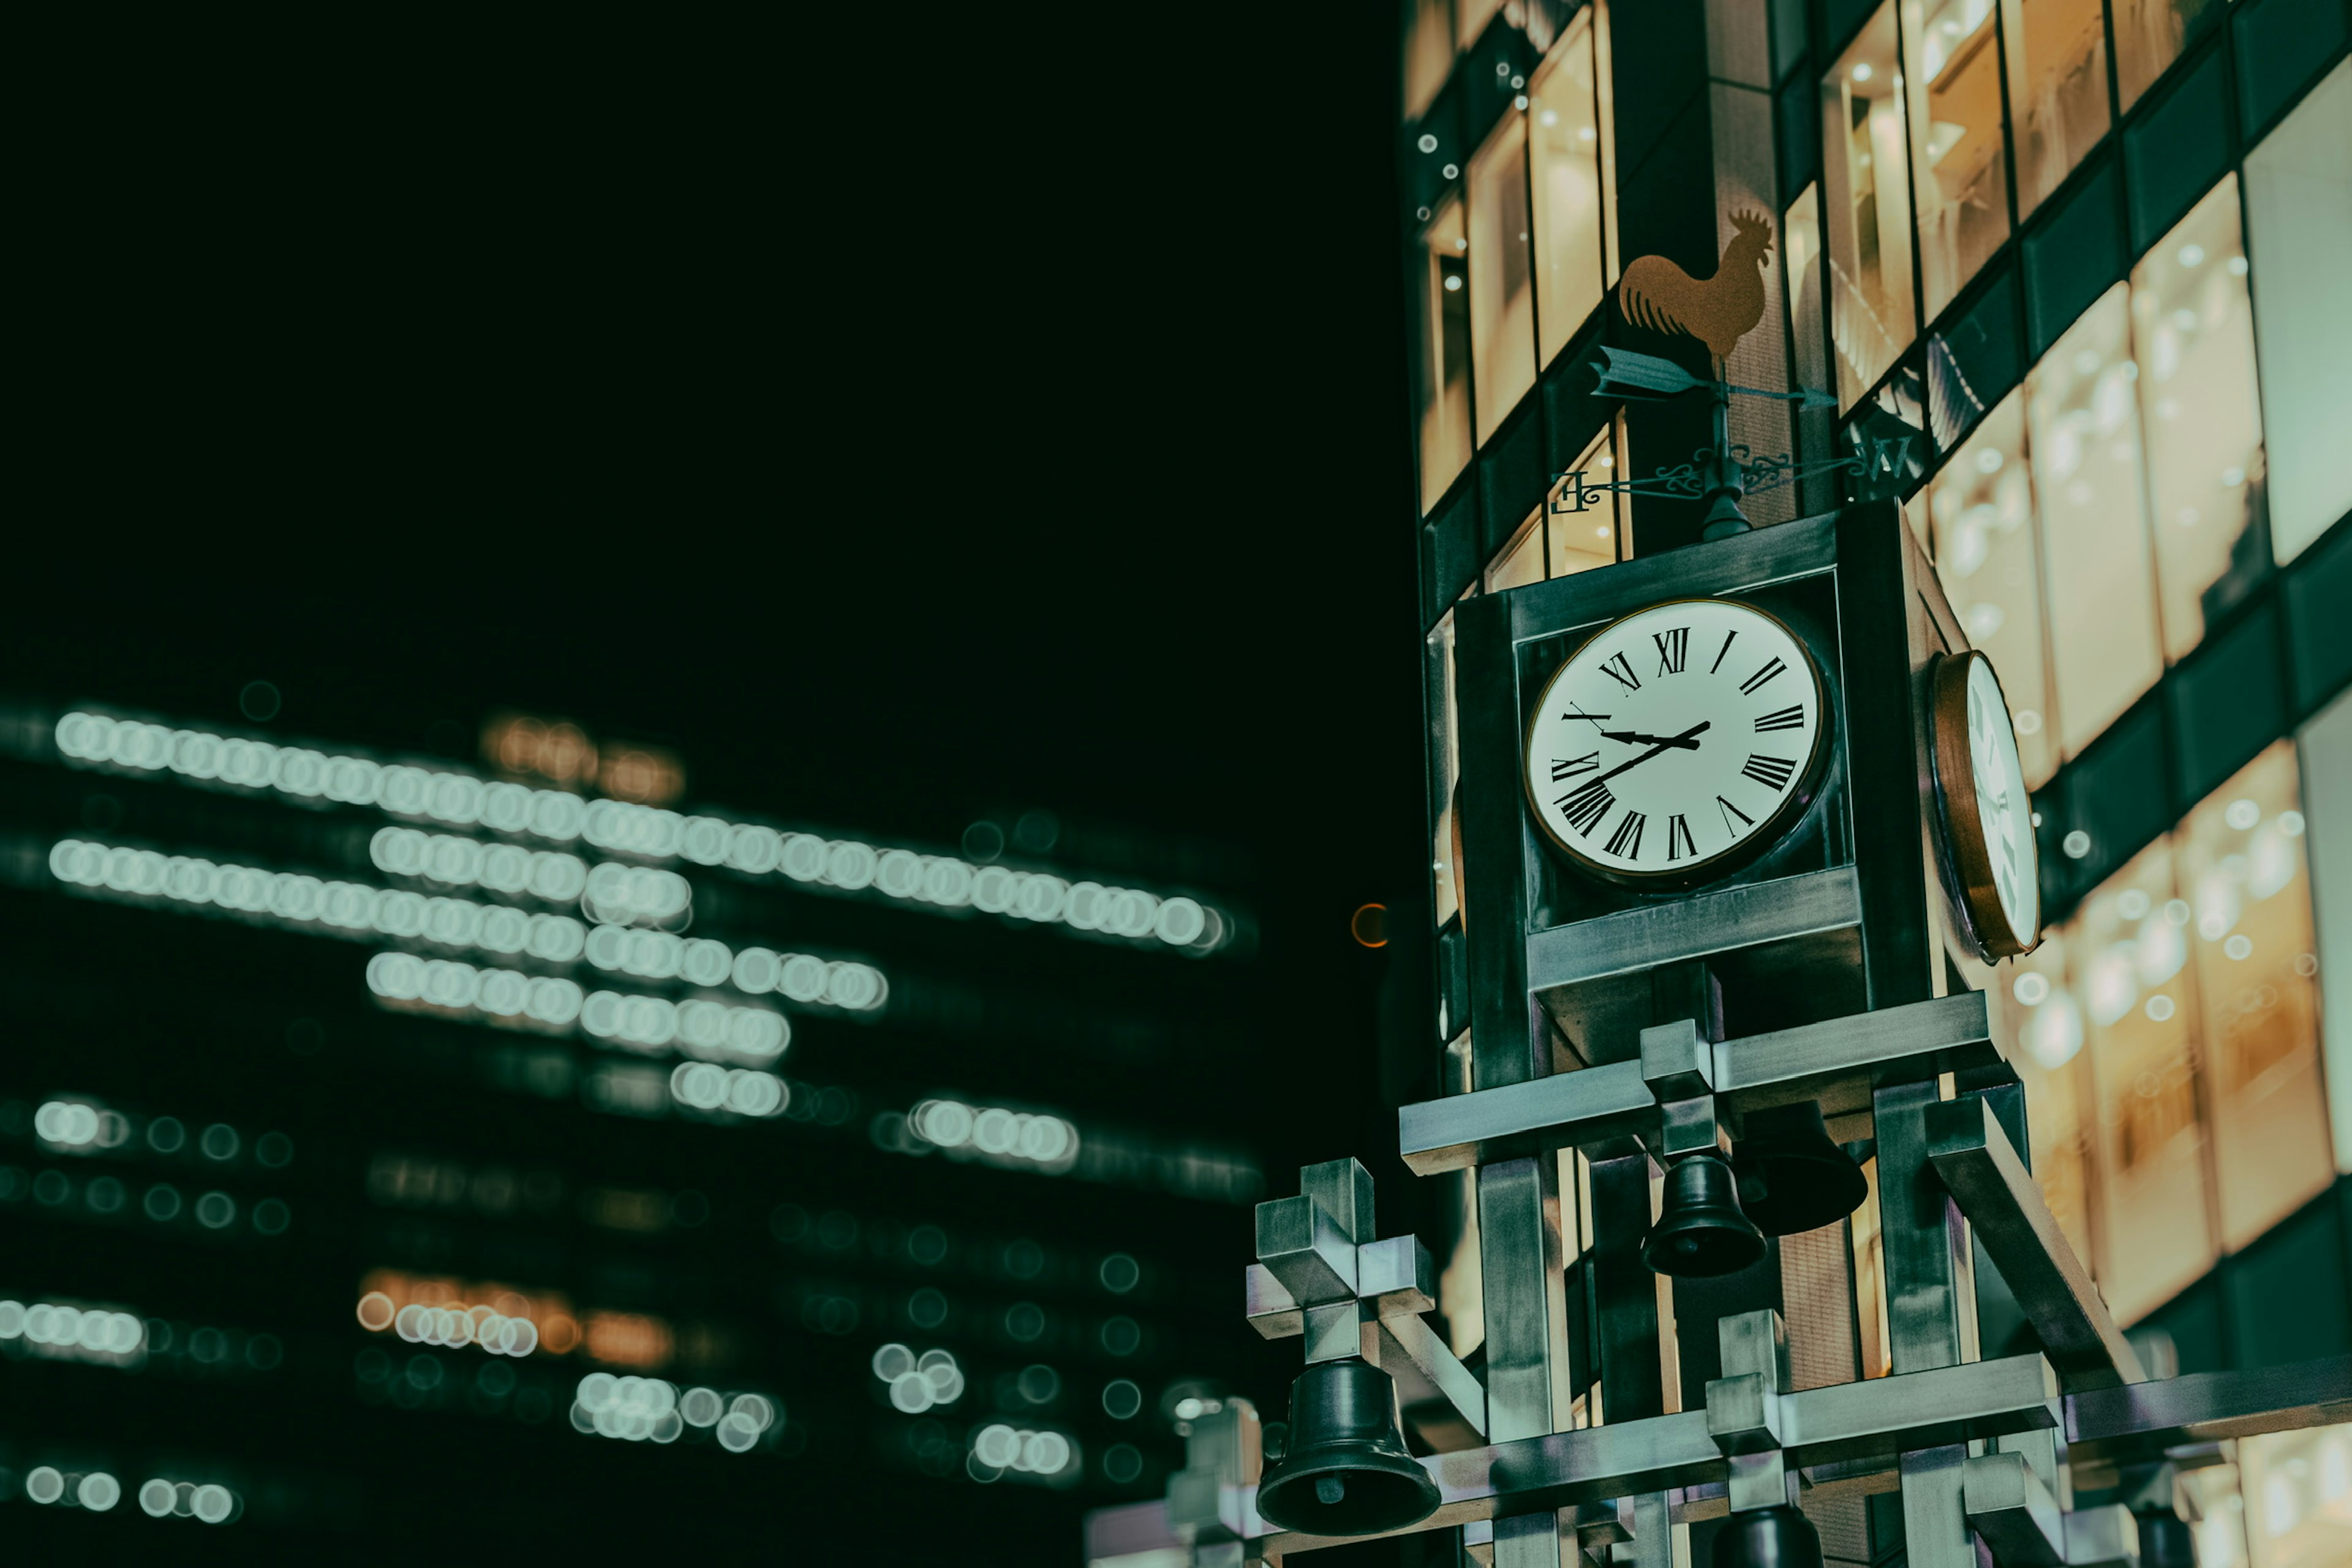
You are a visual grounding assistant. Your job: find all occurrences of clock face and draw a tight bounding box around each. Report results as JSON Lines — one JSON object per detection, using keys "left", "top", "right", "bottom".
{"left": 1932, "top": 652, "right": 2040, "bottom": 957}
{"left": 1522, "top": 599, "right": 1830, "bottom": 884}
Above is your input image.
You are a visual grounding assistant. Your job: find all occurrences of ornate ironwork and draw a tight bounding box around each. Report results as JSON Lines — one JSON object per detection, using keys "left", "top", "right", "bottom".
{"left": 1548, "top": 435, "right": 1917, "bottom": 516}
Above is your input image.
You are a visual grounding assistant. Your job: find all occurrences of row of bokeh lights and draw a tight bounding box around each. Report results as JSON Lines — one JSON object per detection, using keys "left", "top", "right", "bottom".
{"left": 21, "top": 1467, "right": 238, "bottom": 1522}
{"left": 570, "top": 1374, "right": 778, "bottom": 1452}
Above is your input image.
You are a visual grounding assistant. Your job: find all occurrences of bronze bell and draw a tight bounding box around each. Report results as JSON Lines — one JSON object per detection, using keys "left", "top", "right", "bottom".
{"left": 1711, "top": 1505, "right": 1825, "bottom": 1568}
{"left": 1254, "top": 1358, "right": 1441, "bottom": 1536}
{"left": 1642, "top": 1152, "right": 1767, "bottom": 1278}
{"left": 1731, "top": 1102, "right": 1868, "bottom": 1237}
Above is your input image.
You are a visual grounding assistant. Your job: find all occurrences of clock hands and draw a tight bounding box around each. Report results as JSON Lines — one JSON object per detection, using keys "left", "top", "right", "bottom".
{"left": 1598, "top": 728, "right": 1704, "bottom": 750}
{"left": 1591, "top": 721, "right": 1710, "bottom": 785}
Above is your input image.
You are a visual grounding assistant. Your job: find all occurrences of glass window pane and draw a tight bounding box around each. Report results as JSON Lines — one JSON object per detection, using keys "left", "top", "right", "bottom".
{"left": 2242, "top": 59, "right": 2352, "bottom": 565}
{"left": 2002, "top": 939, "right": 2100, "bottom": 1266}
{"left": 2131, "top": 176, "right": 2269, "bottom": 662}
{"left": 1414, "top": 202, "right": 1476, "bottom": 513}
{"left": 1469, "top": 117, "right": 1539, "bottom": 446}
{"left": 2071, "top": 842, "right": 2218, "bottom": 1324}
{"left": 2177, "top": 743, "right": 2329, "bottom": 1251}
{"left": 2002, "top": 0, "right": 2113, "bottom": 217}
{"left": 1930, "top": 394, "right": 2062, "bottom": 786}
{"left": 2112, "top": 0, "right": 2225, "bottom": 111}
{"left": 2026, "top": 286, "right": 2161, "bottom": 758}
{"left": 1404, "top": 0, "right": 1457, "bottom": 121}
{"left": 1549, "top": 426, "right": 1622, "bottom": 577}
{"left": 1821, "top": 4, "right": 1920, "bottom": 407}
{"left": 1529, "top": 18, "right": 1608, "bottom": 366}
{"left": 1785, "top": 184, "right": 1833, "bottom": 401}
{"left": 1905, "top": 0, "right": 2013, "bottom": 320}
{"left": 1485, "top": 507, "right": 1546, "bottom": 590}
{"left": 2238, "top": 1422, "right": 2352, "bottom": 1567}
{"left": 1457, "top": 0, "right": 1502, "bottom": 50}
{"left": 1428, "top": 610, "right": 1461, "bottom": 927}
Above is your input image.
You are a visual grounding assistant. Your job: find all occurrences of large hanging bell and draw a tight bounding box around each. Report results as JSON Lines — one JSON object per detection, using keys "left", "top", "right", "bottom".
{"left": 1642, "top": 1152, "right": 1767, "bottom": 1278}
{"left": 1254, "top": 1358, "right": 1441, "bottom": 1536}
{"left": 1711, "top": 1505, "right": 1825, "bottom": 1568}
{"left": 1730, "top": 1101, "right": 1869, "bottom": 1237}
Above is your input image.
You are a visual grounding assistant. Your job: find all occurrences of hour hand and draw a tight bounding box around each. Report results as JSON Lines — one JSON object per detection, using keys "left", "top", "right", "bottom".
{"left": 1600, "top": 728, "right": 1703, "bottom": 750}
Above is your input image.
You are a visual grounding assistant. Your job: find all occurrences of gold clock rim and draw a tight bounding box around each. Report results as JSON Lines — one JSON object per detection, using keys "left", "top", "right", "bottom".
{"left": 1928, "top": 650, "right": 2038, "bottom": 960}
{"left": 1520, "top": 595, "right": 1832, "bottom": 891}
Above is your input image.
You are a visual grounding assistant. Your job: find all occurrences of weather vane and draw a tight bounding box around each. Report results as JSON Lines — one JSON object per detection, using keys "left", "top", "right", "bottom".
{"left": 1553, "top": 209, "right": 1914, "bottom": 541}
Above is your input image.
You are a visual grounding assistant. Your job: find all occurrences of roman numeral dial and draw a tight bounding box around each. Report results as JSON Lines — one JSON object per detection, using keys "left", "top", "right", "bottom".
{"left": 1521, "top": 598, "right": 1826, "bottom": 884}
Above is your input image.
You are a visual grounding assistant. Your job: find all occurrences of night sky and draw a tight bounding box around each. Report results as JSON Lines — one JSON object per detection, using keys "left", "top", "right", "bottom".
{"left": 12, "top": 11, "right": 1428, "bottom": 1559}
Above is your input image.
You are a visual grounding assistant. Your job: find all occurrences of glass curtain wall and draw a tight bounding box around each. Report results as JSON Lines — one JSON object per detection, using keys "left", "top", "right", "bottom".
{"left": 1904, "top": 0, "right": 2013, "bottom": 318}
{"left": 1528, "top": 11, "right": 1608, "bottom": 368}
{"left": 2000, "top": 0, "right": 2111, "bottom": 215}
{"left": 1414, "top": 202, "right": 1475, "bottom": 512}
{"left": 1822, "top": 4, "right": 1919, "bottom": 407}
{"left": 1469, "top": 117, "right": 1538, "bottom": 446}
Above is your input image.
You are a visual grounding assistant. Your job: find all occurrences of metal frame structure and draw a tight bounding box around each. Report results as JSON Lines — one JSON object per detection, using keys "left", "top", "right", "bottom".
{"left": 1161, "top": 497, "right": 2351, "bottom": 1566}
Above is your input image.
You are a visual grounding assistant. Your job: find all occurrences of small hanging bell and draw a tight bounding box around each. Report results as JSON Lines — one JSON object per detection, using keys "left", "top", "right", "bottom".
{"left": 1642, "top": 1152, "right": 1767, "bottom": 1278}
{"left": 1711, "top": 1505, "right": 1825, "bottom": 1568}
{"left": 1731, "top": 1101, "right": 1869, "bottom": 1237}
{"left": 1254, "top": 1358, "right": 1441, "bottom": 1536}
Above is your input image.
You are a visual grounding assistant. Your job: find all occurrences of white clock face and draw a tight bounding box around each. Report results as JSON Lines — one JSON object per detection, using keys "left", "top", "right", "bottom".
{"left": 1523, "top": 599, "right": 1828, "bottom": 882}
{"left": 1962, "top": 655, "right": 2038, "bottom": 947}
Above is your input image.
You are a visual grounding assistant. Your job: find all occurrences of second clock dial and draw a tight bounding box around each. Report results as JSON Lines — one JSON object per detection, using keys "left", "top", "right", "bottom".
{"left": 1522, "top": 598, "right": 1830, "bottom": 885}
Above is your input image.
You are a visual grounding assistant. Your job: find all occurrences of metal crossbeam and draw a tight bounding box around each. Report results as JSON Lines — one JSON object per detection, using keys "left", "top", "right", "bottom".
{"left": 1400, "top": 992, "right": 2006, "bottom": 1175}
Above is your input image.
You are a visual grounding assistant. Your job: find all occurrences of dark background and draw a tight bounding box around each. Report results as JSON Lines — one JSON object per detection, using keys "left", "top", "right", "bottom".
{"left": 8, "top": 9, "right": 1428, "bottom": 1561}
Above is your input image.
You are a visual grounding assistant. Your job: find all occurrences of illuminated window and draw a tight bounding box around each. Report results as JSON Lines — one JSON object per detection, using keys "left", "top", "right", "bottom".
{"left": 1457, "top": 0, "right": 1502, "bottom": 49}
{"left": 2237, "top": 1420, "right": 2352, "bottom": 1565}
{"left": 1548, "top": 424, "right": 1623, "bottom": 578}
{"left": 1528, "top": 13, "right": 1608, "bottom": 366}
{"left": 1414, "top": 202, "right": 1476, "bottom": 512}
{"left": 1784, "top": 184, "right": 1832, "bottom": 398}
{"left": 1468, "top": 116, "right": 1538, "bottom": 445}
{"left": 2130, "top": 178, "right": 2269, "bottom": 662}
{"left": 2000, "top": 938, "right": 2098, "bottom": 1266}
{"left": 2177, "top": 744, "right": 2328, "bottom": 1251}
{"left": 2241, "top": 61, "right": 2352, "bottom": 566}
{"left": 2025, "top": 287, "right": 2160, "bottom": 759}
{"left": 1929, "top": 393, "right": 2060, "bottom": 786}
{"left": 1821, "top": 5, "right": 1919, "bottom": 407}
{"left": 1403, "top": 0, "right": 1455, "bottom": 121}
{"left": 1485, "top": 510, "right": 1546, "bottom": 592}
{"left": 2071, "top": 842, "right": 2217, "bottom": 1324}
{"left": 2111, "top": 0, "right": 2224, "bottom": 111}
{"left": 1904, "top": 0, "right": 2012, "bottom": 320}
{"left": 2000, "top": 0, "right": 2113, "bottom": 217}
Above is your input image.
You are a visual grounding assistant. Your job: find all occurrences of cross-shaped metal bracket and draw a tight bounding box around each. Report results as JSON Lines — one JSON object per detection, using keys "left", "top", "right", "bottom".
{"left": 1245, "top": 1158, "right": 1487, "bottom": 1445}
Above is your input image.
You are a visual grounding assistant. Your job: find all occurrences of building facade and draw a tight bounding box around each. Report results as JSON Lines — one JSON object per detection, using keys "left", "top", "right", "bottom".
{"left": 1404, "top": 0, "right": 2348, "bottom": 1562}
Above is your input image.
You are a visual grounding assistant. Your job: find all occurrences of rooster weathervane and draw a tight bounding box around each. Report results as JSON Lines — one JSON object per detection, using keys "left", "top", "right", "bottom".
{"left": 1554, "top": 208, "right": 1912, "bottom": 540}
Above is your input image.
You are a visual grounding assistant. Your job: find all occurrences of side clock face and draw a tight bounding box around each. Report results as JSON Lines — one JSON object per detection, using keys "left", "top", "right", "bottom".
{"left": 1523, "top": 599, "right": 1830, "bottom": 884}
{"left": 1930, "top": 651, "right": 2040, "bottom": 959}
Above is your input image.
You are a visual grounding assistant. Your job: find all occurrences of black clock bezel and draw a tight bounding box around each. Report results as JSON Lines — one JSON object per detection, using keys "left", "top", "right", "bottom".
{"left": 1519, "top": 595, "right": 1833, "bottom": 892}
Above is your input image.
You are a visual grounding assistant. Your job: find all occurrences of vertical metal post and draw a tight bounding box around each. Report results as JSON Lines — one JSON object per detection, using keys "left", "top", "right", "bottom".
{"left": 1479, "top": 1155, "right": 1572, "bottom": 1566}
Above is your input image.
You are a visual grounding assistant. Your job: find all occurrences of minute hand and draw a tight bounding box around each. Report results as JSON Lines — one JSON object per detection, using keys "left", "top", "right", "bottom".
{"left": 1592, "top": 721, "right": 1710, "bottom": 786}
{"left": 1599, "top": 729, "right": 1703, "bottom": 749}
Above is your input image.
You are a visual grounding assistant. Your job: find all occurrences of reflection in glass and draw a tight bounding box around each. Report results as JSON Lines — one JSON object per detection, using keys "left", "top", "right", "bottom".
{"left": 2111, "top": 0, "right": 2223, "bottom": 111}
{"left": 1548, "top": 426, "right": 1622, "bottom": 578}
{"left": 2238, "top": 1422, "right": 2352, "bottom": 1567}
{"left": 2131, "top": 177, "right": 2268, "bottom": 661}
{"left": 1485, "top": 509, "right": 1546, "bottom": 591}
{"left": 2072, "top": 843, "right": 2217, "bottom": 1324}
{"left": 1821, "top": 4, "right": 1918, "bottom": 407}
{"left": 2001, "top": 0, "right": 2113, "bottom": 217}
{"left": 1529, "top": 15, "right": 1608, "bottom": 367}
{"left": 1469, "top": 117, "right": 1538, "bottom": 446}
{"left": 1427, "top": 611, "right": 1461, "bottom": 927}
{"left": 1905, "top": 0, "right": 2012, "bottom": 320}
{"left": 1414, "top": 202, "right": 1475, "bottom": 513}
{"left": 2002, "top": 937, "right": 2099, "bottom": 1267}
{"left": 1784, "top": 184, "right": 1831, "bottom": 405}
{"left": 2026, "top": 287, "right": 2159, "bottom": 759}
{"left": 1457, "top": 0, "right": 1502, "bottom": 49}
{"left": 1403, "top": 0, "right": 1456, "bottom": 121}
{"left": 2241, "top": 61, "right": 2352, "bottom": 566}
{"left": 1929, "top": 394, "right": 2059, "bottom": 786}
{"left": 2177, "top": 744, "right": 2328, "bottom": 1251}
